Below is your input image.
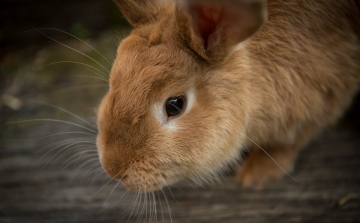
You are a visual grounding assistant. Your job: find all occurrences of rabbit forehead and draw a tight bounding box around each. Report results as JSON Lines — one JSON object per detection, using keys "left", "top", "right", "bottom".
{"left": 111, "top": 34, "right": 193, "bottom": 85}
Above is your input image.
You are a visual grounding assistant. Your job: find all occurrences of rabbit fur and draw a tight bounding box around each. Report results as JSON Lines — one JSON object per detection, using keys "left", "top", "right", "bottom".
{"left": 96, "top": 0, "right": 360, "bottom": 192}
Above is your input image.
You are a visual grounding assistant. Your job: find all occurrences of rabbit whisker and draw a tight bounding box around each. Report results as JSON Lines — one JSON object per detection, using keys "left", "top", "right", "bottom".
{"left": 73, "top": 145, "right": 97, "bottom": 167}
{"left": 135, "top": 191, "right": 144, "bottom": 223}
{"left": 161, "top": 188, "right": 173, "bottom": 223}
{"left": 32, "top": 27, "right": 112, "bottom": 66}
{"left": 37, "top": 139, "right": 93, "bottom": 162}
{"left": 52, "top": 84, "right": 109, "bottom": 95}
{"left": 87, "top": 167, "right": 107, "bottom": 183}
{"left": 59, "top": 146, "right": 97, "bottom": 170}
{"left": 150, "top": 192, "right": 154, "bottom": 223}
{"left": 137, "top": 191, "right": 145, "bottom": 222}
{"left": 36, "top": 102, "right": 97, "bottom": 129}
{"left": 139, "top": 192, "right": 147, "bottom": 223}
{"left": 111, "top": 188, "right": 130, "bottom": 209}
{"left": 87, "top": 164, "right": 124, "bottom": 184}
{"left": 83, "top": 67, "right": 110, "bottom": 80}
{"left": 43, "top": 141, "right": 95, "bottom": 169}
{"left": 58, "top": 145, "right": 95, "bottom": 167}
{"left": 148, "top": 192, "right": 153, "bottom": 223}
{"left": 7, "top": 119, "right": 97, "bottom": 134}
{"left": 165, "top": 183, "right": 180, "bottom": 206}
{"left": 30, "top": 27, "right": 111, "bottom": 74}
{"left": 86, "top": 168, "right": 110, "bottom": 185}
{"left": 74, "top": 75, "right": 109, "bottom": 83}
{"left": 38, "top": 61, "right": 109, "bottom": 79}
{"left": 35, "top": 131, "right": 96, "bottom": 141}
{"left": 133, "top": 191, "right": 142, "bottom": 222}
{"left": 71, "top": 160, "right": 105, "bottom": 184}
{"left": 152, "top": 191, "right": 158, "bottom": 223}
{"left": 124, "top": 190, "right": 140, "bottom": 221}
{"left": 67, "top": 155, "right": 99, "bottom": 173}
{"left": 69, "top": 162, "right": 102, "bottom": 186}
{"left": 103, "top": 181, "right": 121, "bottom": 207}
{"left": 143, "top": 190, "right": 148, "bottom": 223}
{"left": 130, "top": 191, "right": 140, "bottom": 222}
{"left": 91, "top": 167, "right": 127, "bottom": 198}
{"left": 63, "top": 157, "right": 100, "bottom": 188}
{"left": 239, "top": 132, "right": 302, "bottom": 184}
{"left": 156, "top": 190, "right": 165, "bottom": 223}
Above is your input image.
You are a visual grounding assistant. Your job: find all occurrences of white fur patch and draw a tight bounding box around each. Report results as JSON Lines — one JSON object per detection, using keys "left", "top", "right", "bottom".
{"left": 230, "top": 42, "right": 245, "bottom": 55}
{"left": 152, "top": 101, "right": 167, "bottom": 125}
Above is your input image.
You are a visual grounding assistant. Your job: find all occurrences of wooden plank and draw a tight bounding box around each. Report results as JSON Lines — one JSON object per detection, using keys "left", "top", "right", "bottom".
{"left": 1, "top": 121, "right": 359, "bottom": 222}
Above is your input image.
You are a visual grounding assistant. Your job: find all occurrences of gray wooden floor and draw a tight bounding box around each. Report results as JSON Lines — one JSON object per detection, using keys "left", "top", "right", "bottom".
{"left": 1, "top": 113, "right": 360, "bottom": 223}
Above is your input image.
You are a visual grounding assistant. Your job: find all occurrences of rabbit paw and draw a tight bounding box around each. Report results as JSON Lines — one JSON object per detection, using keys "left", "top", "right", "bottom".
{"left": 238, "top": 146, "right": 297, "bottom": 188}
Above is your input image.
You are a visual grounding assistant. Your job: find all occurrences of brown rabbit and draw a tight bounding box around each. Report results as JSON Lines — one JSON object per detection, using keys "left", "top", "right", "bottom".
{"left": 96, "top": 0, "right": 360, "bottom": 192}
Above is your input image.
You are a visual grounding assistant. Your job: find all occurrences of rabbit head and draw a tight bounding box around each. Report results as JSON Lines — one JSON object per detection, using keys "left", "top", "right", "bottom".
{"left": 96, "top": 0, "right": 267, "bottom": 192}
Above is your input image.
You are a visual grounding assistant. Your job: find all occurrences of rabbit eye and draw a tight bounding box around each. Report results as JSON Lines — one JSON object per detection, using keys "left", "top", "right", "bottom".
{"left": 165, "top": 96, "right": 186, "bottom": 117}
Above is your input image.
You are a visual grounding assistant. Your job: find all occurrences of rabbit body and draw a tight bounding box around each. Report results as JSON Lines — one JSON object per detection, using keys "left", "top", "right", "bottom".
{"left": 96, "top": 0, "right": 360, "bottom": 192}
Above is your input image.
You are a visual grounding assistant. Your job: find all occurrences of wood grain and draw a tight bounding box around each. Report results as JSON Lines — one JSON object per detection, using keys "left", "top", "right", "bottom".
{"left": 1, "top": 120, "right": 359, "bottom": 223}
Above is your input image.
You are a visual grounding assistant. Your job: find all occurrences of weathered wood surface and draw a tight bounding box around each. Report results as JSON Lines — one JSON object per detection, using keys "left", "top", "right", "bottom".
{"left": 1, "top": 118, "right": 359, "bottom": 223}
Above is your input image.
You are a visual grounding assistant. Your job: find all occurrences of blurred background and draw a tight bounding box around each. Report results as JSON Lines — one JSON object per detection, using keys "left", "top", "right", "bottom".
{"left": 1, "top": 0, "right": 130, "bottom": 118}
{"left": 1, "top": 1, "right": 360, "bottom": 223}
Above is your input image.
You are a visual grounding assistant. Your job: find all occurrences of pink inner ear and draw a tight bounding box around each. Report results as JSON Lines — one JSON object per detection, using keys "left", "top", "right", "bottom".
{"left": 191, "top": 4, "right": 225, "bottom": 49}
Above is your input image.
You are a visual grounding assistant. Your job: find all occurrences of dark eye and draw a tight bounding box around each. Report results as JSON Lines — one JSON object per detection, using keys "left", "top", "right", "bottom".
{"left": 165, "top": 96, "right": 186, "bottom": 117}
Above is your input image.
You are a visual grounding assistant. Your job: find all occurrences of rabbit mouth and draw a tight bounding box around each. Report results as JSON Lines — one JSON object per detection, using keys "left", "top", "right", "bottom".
{"left": 119, "top": 165, "right": 168, "bottom": 193}
{"left": 96, "top": 135, "right": 170, "bottom": 192}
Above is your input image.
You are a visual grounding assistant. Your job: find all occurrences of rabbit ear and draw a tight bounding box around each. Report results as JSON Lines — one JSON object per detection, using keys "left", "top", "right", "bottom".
{"left": 176, "top": 0, "right": 267, "bottom": 61}
{"left": 113, "top": 0, "right": 169, "bottom": 27}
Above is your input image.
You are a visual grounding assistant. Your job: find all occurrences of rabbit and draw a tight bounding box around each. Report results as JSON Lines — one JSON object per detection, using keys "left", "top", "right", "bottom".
{"left": 96, "top": 0, "right": 360, "bottom": 192}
